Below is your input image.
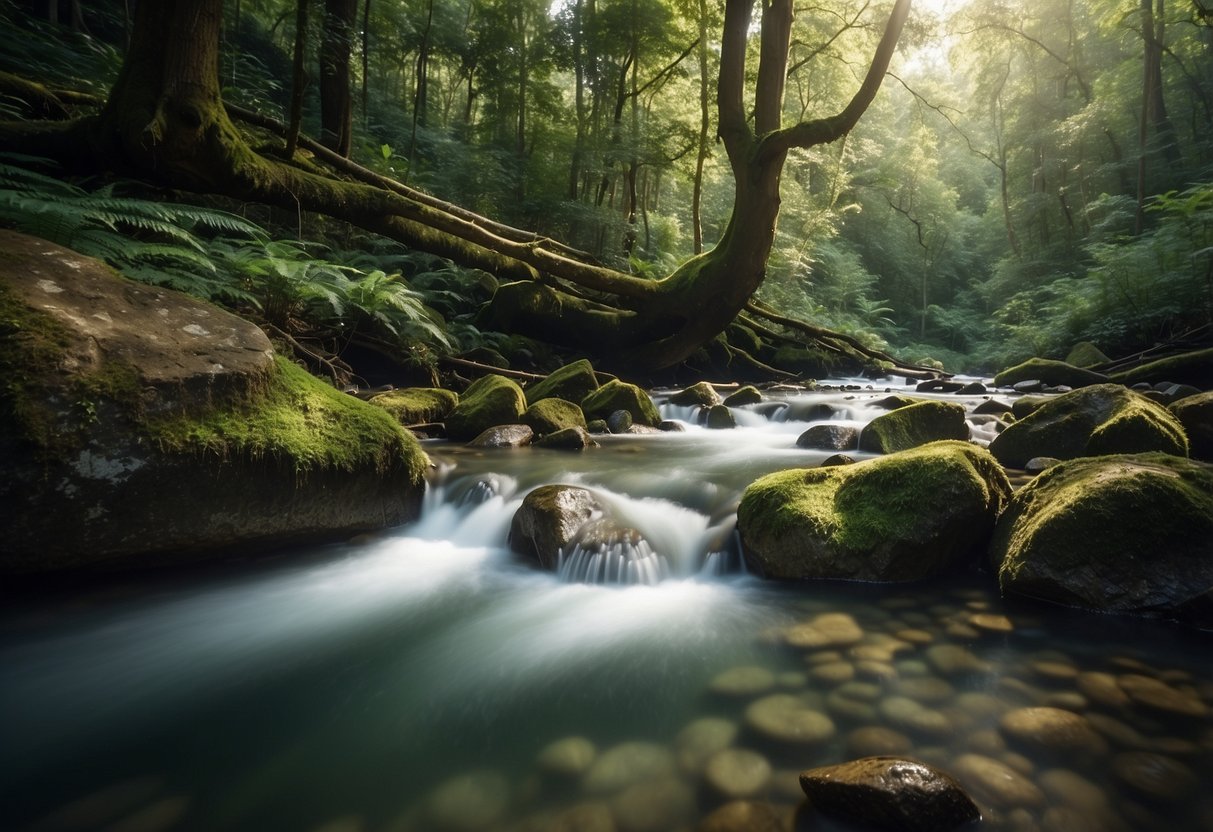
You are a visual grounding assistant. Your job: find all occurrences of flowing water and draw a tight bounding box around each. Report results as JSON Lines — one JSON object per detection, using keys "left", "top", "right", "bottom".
{"left": 2, "top": 382, "right": 1211, "bottom": 832}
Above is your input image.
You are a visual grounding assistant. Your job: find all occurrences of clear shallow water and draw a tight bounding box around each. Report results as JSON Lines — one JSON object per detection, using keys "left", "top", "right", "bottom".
{"left": 2, "top": 381, "right": 1211, "bottom": 832}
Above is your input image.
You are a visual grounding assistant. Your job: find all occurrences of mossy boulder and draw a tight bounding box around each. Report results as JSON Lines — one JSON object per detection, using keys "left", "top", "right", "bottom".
{"left": 1110, "top": 348, "right": 1213, "bottom": 389}
{"left": 1010, "top": 396, "right": 1051, "bottom": 419}
{"left": 368, "top": 387, "right": 458, "bottom": 425}
{"left": 738, "top": 441, "right": 1012, "bottom": 582}
{"left": 669, "top": 381, "right": 722, "bottom": 407}
{"left": 994, "top": 358, "right": 1109, "bottom": 389}
{"left": 525, "top": 359, "right": 600, "bottom": 406}
{"left": 0, "top": 232, "right": 427, "bottom": 572}
{"left": 1169, "top": 392, "right": 1213, "bottom": 462}
{"left": 581, "top": 379, "right": 661, "bottom": 427}
{"left": 723, "top": 385, "right": 762, "bottom": 406}
{"left": 869, "top": 394, "right": 926, "bottom": 411}
{"left": 990, "top": 454, "right": 1213, "bottom": 628}
{"left": 988, "top": 384, "right": 1189, "bottom": 469}
{"left": 858, "top": 401, "right": 969, "bottom": 454}
{"left": 524, "top": 397, "right": 587, "bottom": 436}
{"left": 1065, "top": 342, "right": 1111, "bottom": 368}
{"left": 445, "top": 374, "right": 527, "bottom": 440}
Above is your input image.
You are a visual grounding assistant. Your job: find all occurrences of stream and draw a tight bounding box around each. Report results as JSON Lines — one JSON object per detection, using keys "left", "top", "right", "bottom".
{"left": 2, "top": 381, "right": 1211, "bottom": 832}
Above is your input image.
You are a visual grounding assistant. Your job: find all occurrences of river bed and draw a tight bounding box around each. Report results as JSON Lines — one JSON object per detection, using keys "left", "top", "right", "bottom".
{"left": 3, "top": 381, "right": 1211, "bottom": 831}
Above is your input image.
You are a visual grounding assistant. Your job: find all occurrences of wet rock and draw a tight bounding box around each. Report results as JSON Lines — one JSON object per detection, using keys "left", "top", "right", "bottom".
{"left": 1010, "top": 395, "right": 1051, "bottom": 420}
{"left": 744, "top": 694, "right": 836, "bottom": 745}
{"left": 988, "top": 385, "right": 1188, "bottom": 468}
{"left": 586, "top": 419, "right": 609, "bottom": 434}
{"left": 1111, "top": 751, "right": 1198, "bottom": 801}
{"left": 784, "top": 613, "right": 864, "bottom": 648}
{"left": 796, "top": 424, "right": 859, "bottom": 451}
{"left": 916, "top": 378, "right": 968, "bottom": 393}
{"left": 509, "top": 485, "right": 599, "bottom": 570}
{"left": 994, "top": 358, "right": 1109, "bottom": 389}
{"left": 897, "top": 676, "right": 955, "bottom": 705}
{"left": 538, "top": 802, "right": 617, "bottom": 832}
{"left": 525, "top": 359, "right": 600, "bottom": 406}
{"left": 538, "top": 737, "right": 597, "bottom": 779}
{"left": 695, "top": 800, "right": 785, "bottom": 832}
{"left": 950, "top": 753, "right": 1045, "bottom": 810}
{"left": 809, "top": 661, "right": 855, "bottom": 685}
{"left": 581, "top": 380, "right": 661, "bottom": 427}
{"left": 826, "top": 689, "right": 880, "bottom": 723}
{"left": 468, "top": 424, "right": 534, "bottom": 448}
{"left": 846, "top": 726, "right": 913, "bottom": 757}
{"left": 998, "top": 707, "right": 1108, "bottom": 759}
{"left": 703, "top": 748, "right": 772, "bottom": 800}
{"left": 675, "top": 718, "right": 739, "bottom": 775}
{"left": 609, "top": 776, "right": 694, "bottom": 832}
{"left": 1109, "top": 347, "right": 1213, "bottom": 389}
{"left": 869, "top": 394, "right": 925, "bottom": 411}
{"left": 878, "top": 697, "right": 952, "bottom": 739}
{"left": 925, "top": 645, "right": 992, "bottom": 677}
{"left": 1169, "top": 391, "right": 1213, "bottom": 462}
{"left": 706, "top": 405, "right": 736, "bottom": 430}
{"left": 957, "top": 381, "right": 988, "bottom": 395}
{"left": 821, "top": 453, "right": 856, "bottom": 466}
{"left": 798, "top": 757, "right": 981, "bottom": 832}
{"left": 1029, "top": 661, "right": 1077, "bottom": 683}
{"left": 895, "top": 628, "right": 934, "bottom": 644}
{"left": 534, "top": 426, "right": 598, "bottom": 450}
{"left": 369, "top": 387, "right": 458, "bottom": 425}
{"left": 657, "top": 419, "right": 685, "bottom": 432}
{"left": 974, "top": 398, "right": 1013, "bottom": 416}
{"left": 426, "top": 770, "right": 511, "bottom": 831}
{"left": 969, "top": 613, "right": 1014, "bottom": 633}
{"left": 1012, "top": 379, "right": 1044, "bottom": 393}
{"left": 740, "top": 442, "right": 1011, "bottom": 582}
{"left": 858, "top": 401, "right": 970, "bottom": 453}
{"left": 1117, "top": 674, "right": 1211, "bottom": 719}
{"left": 1085, "top": 713, "right": 1151, "bottom": 749}
{"left": 1023, "top": 456, "right": 1061, "bottom": 474}
{"left": 606, "top": 409, "right": 633, "bottom": 434}
{"left": 723, "top": 386, "right": 763, "bottom": 407}
{"left": 1038, "top": 768, "right": 1109, "bottom": 816}
{"left": 669, "top": 381, "right": 722, "bottom": 407}
{"left": 990, "top": 453, "right": 1213, "bottom": 628}
{"left": 523, "top": 398, "right": 587, "bottom": 436}
{"left": 709, "top": 666, "right": 778, "bottom": 698}
{"left": 446, "top": 374, "right": 528, "bottom": 441}
{"left": 583, "top": 742, "right": 675, "bottom": 795}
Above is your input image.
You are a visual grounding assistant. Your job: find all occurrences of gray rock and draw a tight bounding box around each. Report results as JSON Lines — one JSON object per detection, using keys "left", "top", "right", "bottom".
{"left": 744, "top": 694, "right": 836, "bottom": 745}
{"left": 1024, "top": 456, "right": 1060, "bottom": 474}
{"left": 535, "top": 426, "right": 599, "bottom": 450}
{"left": 509, "top": 485, "right": 600, "bottom": 570}
{"left": 706, "top": 404, "right": 736, "bottom": 429}
{"left": 658, "top": 420, "right": 686, "bottom": 432}
{"left": 606, "top": 409, "right": 633, "bottom": 434}
{"left": 821, "top": 453, "right": 856, "bottom": 467}
{"left": 974, "top": 398, "right": 1013, "bottom": 416}
{"left": 796, "top": 424, "right": 859, "bottom": 451}
{"left": 468, "top": 424, "right": 534, "bottom": 448}
{"left": 798, "top": 757, "right": 981, "bottom": 832}
{"left": 916, "top": 379, "right": 967, "bottom": 393}
{"left": 669, "top": 381, "right": 722, "bottom": 407}
{"left": 703, "top": 749, "right": 772, "bottom": 800}
{"left": 1013, "top": 379, "right": 1044, "bottom": 393}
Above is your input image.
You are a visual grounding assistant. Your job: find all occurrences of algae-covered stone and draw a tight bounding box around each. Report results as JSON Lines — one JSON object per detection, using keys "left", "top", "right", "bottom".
{"left": 1169, "top": 391, "right": 1213, "bottom": 462}
{"left": 669, "top": 381, "right": 722, "bottom": 407}
{"left": 988, "top": 384, "right": 1188, "bottom": 468}
{"left": 524, "top": 397, "right": 587, "bottom": 435}
{"left": 525, "top": 358, "right": 600, "bottom": 405}
{"left": 991, "top": 453, "right": 1213, "bottom": 628}
{"left": 869, "top": 394, "right": 925, "bottom": 411}
{"left": 445, "top": 374, "right": 527, "bottom": 441}
{"left": 706, "top": 404, "right": 736, "bottom": 429}
{"left": 0, "top": 232, "right": 427, "bottom": 571}
{"left": 1066, "top": 342, "right": 1111, "bottom": 368}
{"left": 582, "top": 379, "right": 661, "bottom": 427}
{"left": 994, "top": 358, "right": 1109, "bottom": 389}
{"left": 369, "top": 387, "right": 458, "bottom": 424}
{"left": 723, "top": 385, "right": 762, "bottom": 406}
{"left": 738, "top": 441, "right": 1011, "bottom": 582}
{"left": 858, "top": 400, "right": 969, "bottom": 453}
{"left": 1011, "top": 395, "right": 1051, "bottom": 419}
{"left": 1110, "top": 348, "right": 1213, "bottom": 389}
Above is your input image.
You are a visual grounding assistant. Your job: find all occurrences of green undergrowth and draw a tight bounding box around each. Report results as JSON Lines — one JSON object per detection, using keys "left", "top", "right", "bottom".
{"left": 150, "top": 356, "right": 426, "bottom": 478}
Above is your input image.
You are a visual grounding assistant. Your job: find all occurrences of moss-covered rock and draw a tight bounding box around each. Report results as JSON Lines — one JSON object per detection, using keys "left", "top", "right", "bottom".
{"left": 706, "top": 404, "right": 736, "bottom": 429}
{"left": 525, "top": 359, "right": 600, "bottom": 406}
{"left": 1169, "top": 391, "right": 1213, "bottom": 462}
{"left": 868, "top": 394, "right": 926, "bottom": 411}
{"left": 368, "top": 387, "right": 458, "bottom": 425}
{"left": 1010, "top": 395, "right": 1052, "bottom": 420}
{"left": 1065, "top": 342, "right": 1111, "bottom": 368}
{"left": 1110, "top": 348, "right": 1213, "bottom": 389}
{"left": 0, "top": 232, "right": 427, "bottom": 572}
{"left": 445, "top": 374, "right": 527, "bottom": 440}
{"left": 738, "top": 441, "right": 1012, "bottom": 582}
{"left": 524, "top": 397, "right": 587, "bottom": 435}
{"left": 723, "top": 385, "right": 763, "bottom": 406}
{"left": 581, "top": 379, "right": 661, "bottom": 427}
{"left": 669, "top": 381, "right": 722, "bottom": 407}
{"left": 858, "top": 401, "right": 969, "bottom": 453}
{"left": 993, "top": 358, "right": 1109, "bottom": 389}
{"left": 991, "top": 454, "right": 1213, "bottom": 628}
{"left": 988, "top": 384, "right": 1188, "bottom": 468}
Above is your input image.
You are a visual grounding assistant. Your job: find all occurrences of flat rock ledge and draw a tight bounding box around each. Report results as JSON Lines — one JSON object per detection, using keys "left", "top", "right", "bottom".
{"left": 799, "top": 756, "right": 981, "bottom": 832}
{"left": 0, "top": 231, "right": 427, "bottom": 572}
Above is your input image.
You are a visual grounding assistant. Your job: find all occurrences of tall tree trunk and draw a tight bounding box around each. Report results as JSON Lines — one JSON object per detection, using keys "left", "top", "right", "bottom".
{"left": 285, "top": 0, "right": 310, "bottom": 160}
{"left": 569, "top": 0, "right": 586, "bottom": 200}
{"left": 691, "top": 0, "right": 710, "bottom": 254}
{"left": 320, "top": 0, "right": 357, "bottom": 156}
{"left": 361, "top": 0, "right": 371, "bottom": 128}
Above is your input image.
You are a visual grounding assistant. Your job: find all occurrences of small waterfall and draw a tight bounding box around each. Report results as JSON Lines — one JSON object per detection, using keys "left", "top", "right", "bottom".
{"left": 556, "top": 538, "right": 670, "bottom": 585}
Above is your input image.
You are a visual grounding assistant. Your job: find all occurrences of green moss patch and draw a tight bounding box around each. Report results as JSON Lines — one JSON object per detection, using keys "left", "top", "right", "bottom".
{"left": 446, "top": 373, "right": 527, "bottom": 441}
{"left": 369, "top": 387, "right": 458, "bottom": 425}
{"left": 858, "top": 400, "right": 969, "bottom": 454}
{"left": 152, "top": 356, "right": 426, "bottom": 479}
{"left": 524, "top": 398, "right": 586, "bottom": 435}
{"left": 525, "top": 359, "right": 600, "bottom": 406}
{"left": 994, "top": 358, "right": 1109, "bottom": 389}
{"left": 1110, "top": 348, "right": 1213, "bottom": 389}
{"left": 581, "top": 379, "right": 661, "bottom": 427}
{"left": 723, "top": 385, "right": 762, "bottom": 406}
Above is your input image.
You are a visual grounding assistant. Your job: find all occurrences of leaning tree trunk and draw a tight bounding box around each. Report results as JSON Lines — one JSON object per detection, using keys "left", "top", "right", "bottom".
{"left": 320, "top": 0, "right": 357, "bottom": 157}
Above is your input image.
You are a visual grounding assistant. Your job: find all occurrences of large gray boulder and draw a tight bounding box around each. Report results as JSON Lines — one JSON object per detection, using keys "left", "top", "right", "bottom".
{"left": 738, "top": 441, "right": 1011, "bottom": 582}
{"left": 990, "top": 453, "right": 1213, "bottom": 628}
{"left": 0, "top": 231, "right": 428, "bottom": 572}
{"left": 508, "top": 484, "right": 600, "bottom": 570}
{"left": 988, "top": 384, "right": 1188, "bottom": 468}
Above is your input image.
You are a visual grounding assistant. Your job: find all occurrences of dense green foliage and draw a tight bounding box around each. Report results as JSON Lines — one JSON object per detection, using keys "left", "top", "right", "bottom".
{"left": 1, "top": 0, "right": 1210, "bottom": 372}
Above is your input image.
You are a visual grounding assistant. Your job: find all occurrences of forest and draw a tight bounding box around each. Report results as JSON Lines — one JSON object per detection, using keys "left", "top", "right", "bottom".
{"left": 1, "top": 0, "right": 1209, "bottom": 382}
